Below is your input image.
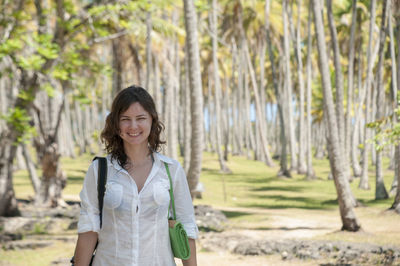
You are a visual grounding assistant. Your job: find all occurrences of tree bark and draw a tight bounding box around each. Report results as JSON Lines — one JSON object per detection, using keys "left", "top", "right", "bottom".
{"left": 283, "top": 0, "right": 298, "bottom": 171}
{"left": 21, "top": 143, "right": 40, "bottom": 193}
{"left": 359, "top": 0, "right": 378, "bottom": 190}
{"left": 305, "top": 0, "right": 316, "bottom": 180}
{"left": 374, "top": 0, "right": 390, "bottom": 200}
{"left": 183, "top": 0, "right": 204, "bottom": 197}
{"left": 0, "top": 134, "right": 20, "bottom": 216}
{"left": 210, "top": 0, "right": 230, "bottom": 172}
{"left": 390, "top": 0, "right": 400, "bottom": 211}
{"left": 295, "top": 0, "right": 307, "bottom": 174}
{"left": 145, "top": 11, "right": 153, "bottom": 93}
{"left": 265, "top": 0, "right": 290, "bottom": 176}
{"left": 183, "top": 43, "right": 191, "bottom": 173}
{"left": 327, "top": 0, "right": 351, "bottom": 182}
{"left": 153, "top": 55, "right": 162, "bottom": 114}
{"left": 346, "top": 0, "right": 358, "bottom": 174}
{"left": 312, "top": 0, "right": 361, "bottom": 231}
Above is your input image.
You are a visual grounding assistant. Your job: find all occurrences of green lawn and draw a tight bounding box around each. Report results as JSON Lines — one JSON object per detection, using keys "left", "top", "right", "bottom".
{"left": 193, "top": 152, "right": 394, "bottom": 210}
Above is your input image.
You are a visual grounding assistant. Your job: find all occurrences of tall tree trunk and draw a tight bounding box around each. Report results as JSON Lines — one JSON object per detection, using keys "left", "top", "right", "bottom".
{"left": 33, "top": 91, "right": 67, "bottom": 207}
{"left": 265, "top": 0, "right": 290, "bottom": 176}
{"left": 296, "top": 0, "right": 307, "bottom": 174}
{"left": 0, "top": 136, "right": 20, "bottom": 216}
{"left": 231, "top": 41, "right": 240, "bottom": 155}
{"left": 210, "top": 0, "right": 229, "bottom": 172}
{"left": 305, "top": 0, "right": 316, "bottom": 179}
{"left": 375, "top": 0, "right": 390, "bottom": 200}
{"left": 346, "top": 0, "right": 358, "bottom": 176}
{"left": 223, "top": 76, "right": 231, "bottom": 161}
{"left": 351, "top": 47, "right": 363, "bottom": 175}
{"left": 183, "top": 43, "right": 191, "bottom": 173}
{"left": 388, "top": 1, "right": 399, "bottom": 196}
{"left": 237, "top": 41, "right": 245, "bottom": 154}
{"left": 183, "top": 0, "right": 204, "bottom": 197}
{"left": 359, "top": 0, "right": 378, "bottom": 190}
{"left": 145, "top": 11, "right": 153, "bottom": 93}
{"left": 154, "top": 55, "right": 162, "bottom": 114}
{"left": 21, "top": 143, "right": 40, "bottom": 193}
{"left": 258, "top": 40, "right": 267, "bottom": 162}
{"left": 283, "top": 0, "right": 297, "bottom": 171}
{"left": 312, "top": 0, "right": 361, "bottom": 231}
{"left": 327, "top": 0, "right": 351, "bottom": 182}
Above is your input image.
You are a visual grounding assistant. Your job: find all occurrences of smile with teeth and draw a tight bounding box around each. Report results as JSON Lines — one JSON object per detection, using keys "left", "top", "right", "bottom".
{"left": 128, "top": 132, "right": 141, "bottom": 137}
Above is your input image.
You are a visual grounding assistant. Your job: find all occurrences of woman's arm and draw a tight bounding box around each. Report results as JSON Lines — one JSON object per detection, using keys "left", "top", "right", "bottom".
{"left": 182, "top": 238, "right": 197, "bottom": 266}
{"left": 73, "top": 231, "right": 98, "bottom": 266}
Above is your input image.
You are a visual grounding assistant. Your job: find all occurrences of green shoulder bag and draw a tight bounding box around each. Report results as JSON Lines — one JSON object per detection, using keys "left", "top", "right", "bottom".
{"left": 164, "top": 162, "right": 191, "bottom": 260}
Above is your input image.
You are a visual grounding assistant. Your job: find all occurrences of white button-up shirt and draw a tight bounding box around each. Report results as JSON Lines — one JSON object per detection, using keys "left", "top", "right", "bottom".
{"left": 77, "top": 152, "right": 198, "bottom": 266}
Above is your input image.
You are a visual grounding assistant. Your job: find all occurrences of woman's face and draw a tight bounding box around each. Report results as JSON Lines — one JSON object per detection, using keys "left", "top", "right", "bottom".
{"left": 119, "top": 102, "right": 153, "bottom": 149}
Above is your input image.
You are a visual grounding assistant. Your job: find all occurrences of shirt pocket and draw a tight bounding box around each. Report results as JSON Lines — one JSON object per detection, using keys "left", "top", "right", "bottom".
{"left": 103, "top": 181, "right": 123, "bottom": 209}
{"left": 153, "top": 179, "right": 170, "bottom": 206}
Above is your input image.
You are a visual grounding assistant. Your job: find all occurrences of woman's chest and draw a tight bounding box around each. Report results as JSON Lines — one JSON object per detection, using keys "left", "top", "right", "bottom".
{"left": 103, "top": 169, "right": 171, "bottom": 216}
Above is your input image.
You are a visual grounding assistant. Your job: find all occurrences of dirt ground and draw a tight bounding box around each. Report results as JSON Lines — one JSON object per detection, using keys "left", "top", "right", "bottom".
{"left": 176, "top": 206, "right": 400, "bottom": 266}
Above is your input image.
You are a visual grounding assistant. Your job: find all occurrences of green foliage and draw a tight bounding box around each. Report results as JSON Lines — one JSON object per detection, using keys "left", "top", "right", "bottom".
{"left": 367, "top": 97, "right": 400, "bottom": 151}
{"left": 63, "top": 0, "right": 78, "bottom": 16}
{"left": 0, "top": 39, "right": 23, "bottom": 59}
{"left": 43, "top": 83, "right": 55, "bottom": 98}
{"left": 17, "top": 54, "right": 45, "bottom": 70}
{"left": 33, "top": 33, "right": 60, "bottom": 60}
{"left": 1, "top": 108, "right": 36, "bottom": 144}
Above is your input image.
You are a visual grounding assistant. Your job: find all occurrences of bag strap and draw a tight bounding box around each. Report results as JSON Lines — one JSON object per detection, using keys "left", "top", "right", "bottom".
{"left": 94, "top": 157, "right": 107, "bottom": 228}
{"left": 71, "top": 157, "right": 107, "bottom": 265}
{"left": 164, "top": 162, "right": 176, "bottom": 220}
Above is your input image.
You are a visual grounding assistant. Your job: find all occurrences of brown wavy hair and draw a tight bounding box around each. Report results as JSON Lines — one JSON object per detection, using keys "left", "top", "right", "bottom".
{"left": 100, "top": 85, "right": 165, "bottom": 167}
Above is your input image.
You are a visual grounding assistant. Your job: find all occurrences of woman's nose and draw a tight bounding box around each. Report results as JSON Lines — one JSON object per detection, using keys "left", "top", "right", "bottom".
{"left": 129, "top": 120, "right": 138, "bottom": 128}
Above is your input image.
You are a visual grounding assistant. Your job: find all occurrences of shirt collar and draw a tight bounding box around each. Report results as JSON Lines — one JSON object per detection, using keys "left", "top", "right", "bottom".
{"left": 106, "top": 152, "right": 173, "bottom": 172}
{"left": 154, "top": 152, "right": 174, "bottom": 165}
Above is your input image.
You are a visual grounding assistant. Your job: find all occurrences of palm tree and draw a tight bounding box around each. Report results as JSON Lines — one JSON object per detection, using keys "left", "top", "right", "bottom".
{"left": 282, "top": 0, "right": 298, "bottom": 171}
{"left": 374, "top": 0, "right": 390, "bottom": 200}
{"left": 209, "top": 0, "right": 230, "bottom": 172}
{"left": 312, "top": 0, "right": 361, "bottom": 231}
{"left": 265, "top": 0, "right": 290, "bottom": 177}
{"left": 359, "top": 0, "right": 377, "bottom": 190}
{"left": 305, "top": 0, "right": 316, "bottom": 180}
{"left": 295, "top": 0, "right": 307, "bottom": 174}
{"left": 346, "top": 0, "right": 358, "bottom": 177}
{"left": 183, "top": 0, "right": 204, "bottom": 197}
{"left": 327, "top": 0, "right": 350, "bottom": 182}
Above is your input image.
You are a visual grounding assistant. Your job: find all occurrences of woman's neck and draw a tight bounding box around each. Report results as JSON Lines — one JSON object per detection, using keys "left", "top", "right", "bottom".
{"left": 124, "top": 143, "right": 150, "bottom": 164}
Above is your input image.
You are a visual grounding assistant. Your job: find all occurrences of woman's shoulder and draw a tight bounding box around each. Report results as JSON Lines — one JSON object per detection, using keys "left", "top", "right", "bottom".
{"left": 155, "top": 153, "right": 182, "bottom": 168}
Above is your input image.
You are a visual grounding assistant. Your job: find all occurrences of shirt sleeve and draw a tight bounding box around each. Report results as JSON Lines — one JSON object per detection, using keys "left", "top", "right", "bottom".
{"left": 172, "top": 162, "right": 199, "bottom": 239}
{"left": 77, "top": 160, "right": 100, "bottom": 234}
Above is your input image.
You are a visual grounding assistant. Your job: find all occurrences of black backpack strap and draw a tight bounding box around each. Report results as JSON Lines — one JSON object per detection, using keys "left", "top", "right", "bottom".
{"left": 93, "top": 156, "right": 107, "bottom": 228}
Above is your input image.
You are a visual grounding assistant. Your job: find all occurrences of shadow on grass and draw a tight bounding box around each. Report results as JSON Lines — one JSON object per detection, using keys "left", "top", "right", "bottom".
{"left": 224, "top": 174, "right": 277, "bottom": 185}
{"left": 240, "top": 195, "right": 337, "bottom": 210}
{"left": 66, "top": 176, "right": 85, "bottom": 183}
{"left": 251, "top": 185, "right": 305, "bottom": 192}
{"left": 251, "top": 226, "right": 331, "bottom": 231}
{"left": 221, "top": 210, "right": 252, "bottom": 219}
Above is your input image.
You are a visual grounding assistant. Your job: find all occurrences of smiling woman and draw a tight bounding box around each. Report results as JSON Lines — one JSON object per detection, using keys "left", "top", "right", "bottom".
{"left": 119, "top": 102, "right": 153, "bottom": 149}
{"left": 72, "top": 85, "right": 198, "bottom": 266}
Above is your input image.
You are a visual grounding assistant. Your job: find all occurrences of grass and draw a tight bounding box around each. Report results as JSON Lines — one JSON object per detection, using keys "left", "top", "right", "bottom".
{"left": 193, "top": 152, "right": 394, "bottom": 210}
{"left": 0, "top": 237, "right": 75, "bottom": 266}
{"left": 3, "top": 150, "right": 399, "bottom": 265}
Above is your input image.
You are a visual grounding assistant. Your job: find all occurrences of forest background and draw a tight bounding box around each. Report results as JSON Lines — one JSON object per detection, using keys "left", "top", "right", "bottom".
{"left": 0, "top": 0, "right": 400, "bottom": 264}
